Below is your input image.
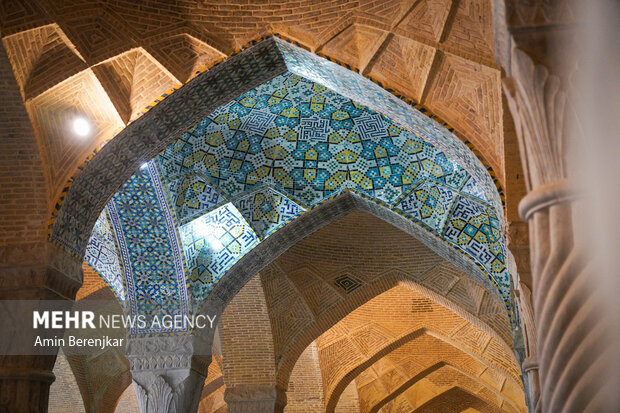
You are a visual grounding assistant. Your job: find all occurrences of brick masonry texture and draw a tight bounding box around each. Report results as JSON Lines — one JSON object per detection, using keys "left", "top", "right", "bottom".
{"left": 63, "top": 210, "right": 524, "bottom": 412}
{"left": 0, "top": 41, "right": 49, "bottom": 264}
{"left": 0, "top": 1, "right": 534, "bottom": 411}
{"left": 0, "top": 0, "right": 506, "bottom": 234}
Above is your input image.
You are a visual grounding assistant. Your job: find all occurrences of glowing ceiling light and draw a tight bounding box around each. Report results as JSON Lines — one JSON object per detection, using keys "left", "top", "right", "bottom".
{"left": 193, "top": 220, "right": 224, "bottom": 252}
{"left": 73, "top": 117, "right": 91, "bottom": 137}
{"left": 206, "top": 235, "right": 224, "bottom": 252}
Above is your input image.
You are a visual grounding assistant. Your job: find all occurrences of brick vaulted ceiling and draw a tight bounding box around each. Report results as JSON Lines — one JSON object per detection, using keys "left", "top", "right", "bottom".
{"left": 58, "top": 211, "right": 524, "bottom": 412}
{"left": 0, "top": 0, "right": 504, "bottom": 209}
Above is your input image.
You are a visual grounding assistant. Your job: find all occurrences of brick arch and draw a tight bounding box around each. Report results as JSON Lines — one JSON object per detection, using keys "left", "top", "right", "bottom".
{"left": 323, "top": 324, "right": 521, "bottom": 412}
{"left": 368, "top": 363, "right": 516, "bottom": 413}
{"left": 306, "top": 283, "right": 522, "bottom": 412}
{"left": 411, "top": 386, "right": 501, "bottom": 413}
{"left": 201, "top": 191, "right": 504, "bottom": 319}
{"left": 206, "top": 206, "right": 519, "bottom": 411}
{"left": 341, "top": 330, "right": 522, "bottom": 413}
{"left": 275, "top": 280, "right": 520, "bottom": 409}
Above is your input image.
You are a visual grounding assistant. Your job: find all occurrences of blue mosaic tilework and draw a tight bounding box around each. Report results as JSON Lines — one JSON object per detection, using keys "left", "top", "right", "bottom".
{"left": 105, "top": 163, "right": 189, "bottom": 335}
{"left": 165, "top": 172, "right": 227, "bottom": 225}
{"left": 233, "top": 187, "right": 306, "bottom": 239}
{"left": 442, "top": 195, "right": 509, "bottom": 293}
{"left": 79, "top": 38, "right": 515, "bottom": 333}
{"left": 155, "top": 72, "right": 511, "bottom": 305}
{"left": 157, "top": 73, "right": 474, "bottom": 207}
{"left": 84, "top": 208, "right": 127, "bottom": 302}
{"left": 275, "top": 39, "right": 500, "bottom": 215}
{"left": 461, "top": 176, "right": 488, "bottom": 201}
{"left": 394, "top": 180, "right": 457, "bottom": 234}
{"left": 180, "top": 203, "right": 259, "bottom": 307}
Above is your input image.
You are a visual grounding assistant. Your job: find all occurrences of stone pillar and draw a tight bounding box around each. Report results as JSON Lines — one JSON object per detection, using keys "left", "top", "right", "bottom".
{"left": 224, "top": 385, "right": 287, "bottom": 413}
{"left": 503, "top": 44, "right": 607, "bottom": 412}
{"left": 126, "top": 335, "right": 211, "bottom": 413}
{"left": 0, "top": 243, "right": 82, "bottom": 413}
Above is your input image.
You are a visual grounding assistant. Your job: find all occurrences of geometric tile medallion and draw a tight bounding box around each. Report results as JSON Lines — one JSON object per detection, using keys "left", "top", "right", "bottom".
{"left": 233, "top": 187, "right": 306, "bottom": 240}
{"left": 394, "top": 179, "right": 458, "bottom": 233}
{"left": 156, "top": 72, "right": 511, "bottom": 305}
{"left": 166, "top": 171, "right": 226, "bottom": 225}
{"left": 275, "top": 38, "right": 498, "bottom": 210}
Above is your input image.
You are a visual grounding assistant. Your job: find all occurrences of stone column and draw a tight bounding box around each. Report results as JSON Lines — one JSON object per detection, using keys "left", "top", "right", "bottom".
{"left": 503, "top": 45, "right": 608, "bottom": 412}
{"left": 0, "top": 243, "right": 82, "bottom": 413}
{"left": 126, "top": 335, "right": 211, "bottom": 413}
{"left": 224, "top": 385, "right": 287, "bottom": 413}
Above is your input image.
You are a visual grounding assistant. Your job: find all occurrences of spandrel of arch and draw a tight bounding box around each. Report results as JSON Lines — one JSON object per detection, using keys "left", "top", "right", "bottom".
{"left": 69, "top": 37, "right": 514, "bottom": 335}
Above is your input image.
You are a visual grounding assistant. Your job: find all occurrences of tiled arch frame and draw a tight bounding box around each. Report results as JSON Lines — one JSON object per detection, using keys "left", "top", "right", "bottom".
{"left": 49, "top": 36, "right": 515, "bottom": 329}
{"left": 50, "top": 36, "right": 505, "bottom": 259}
{"left": 200, "top": 191, "right": 505, "bottom": 320}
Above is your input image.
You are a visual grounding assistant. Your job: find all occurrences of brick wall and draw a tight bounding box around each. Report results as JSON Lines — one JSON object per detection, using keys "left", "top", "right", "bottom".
{"left": 0, "top": 41, "right": 48, "bottom": 264}
{"left": 221, "top": 274, "right": 276, "bottom": 388}
{"left": 49, "top": 352, "right": 86, "bottom": 413}
{"left": 114, "top": 383, "right": 139, "bottom": 413}
{"left": 284, "top": 341, "right": 324, "bottom": 412}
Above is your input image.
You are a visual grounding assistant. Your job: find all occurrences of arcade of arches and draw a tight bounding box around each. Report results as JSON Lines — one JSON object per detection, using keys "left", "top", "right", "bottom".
{"left": 0, "top": 1, "right": 614, "bottom": 413}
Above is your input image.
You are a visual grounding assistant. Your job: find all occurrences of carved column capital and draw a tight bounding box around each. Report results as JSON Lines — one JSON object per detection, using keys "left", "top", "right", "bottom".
{"left": 503, "top": 46, "right": 571, "bottom": 194}
{"left": 127, "top": 335, "right": 211, "bottom": 413}
{"left": 126, "top": 335, "right": 210, "bottom": 372}
{"left": 134, "top": 375, "right": 175, "bottom": 413}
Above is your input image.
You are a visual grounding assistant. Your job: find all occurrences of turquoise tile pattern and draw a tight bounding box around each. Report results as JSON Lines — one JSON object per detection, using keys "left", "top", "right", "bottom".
{"left": 156, "top": 73, "right": 510, "bottom": 302}
{"left": 82, "top": 41, "right": 513, "bottom": 335}
{"left": 180, "top": 203, "right": 259, "bottom": 309}
{"left": 84, "top": 208, "right": 127, "bottom": 302}
{"left": 275, "top": 39, "right": 502, "bottom": 216}
{"left": 233, "top": 187, "right": 306, "bottom": 240}
{"left": 88, "top": 163, "right": 189, "bottom": 335}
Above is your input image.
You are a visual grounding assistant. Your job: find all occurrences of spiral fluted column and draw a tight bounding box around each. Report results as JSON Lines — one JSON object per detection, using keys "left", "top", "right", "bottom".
{"left": 503, "top": 44, "right": 609, "bottom": 412}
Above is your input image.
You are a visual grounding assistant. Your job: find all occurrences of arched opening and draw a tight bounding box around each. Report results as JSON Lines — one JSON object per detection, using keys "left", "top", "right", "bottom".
{"left": 47, "top": 35, "right": 519, "bottom": 413}
{"left": 212, "top": 210, "right": 524, "bottom": 412}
